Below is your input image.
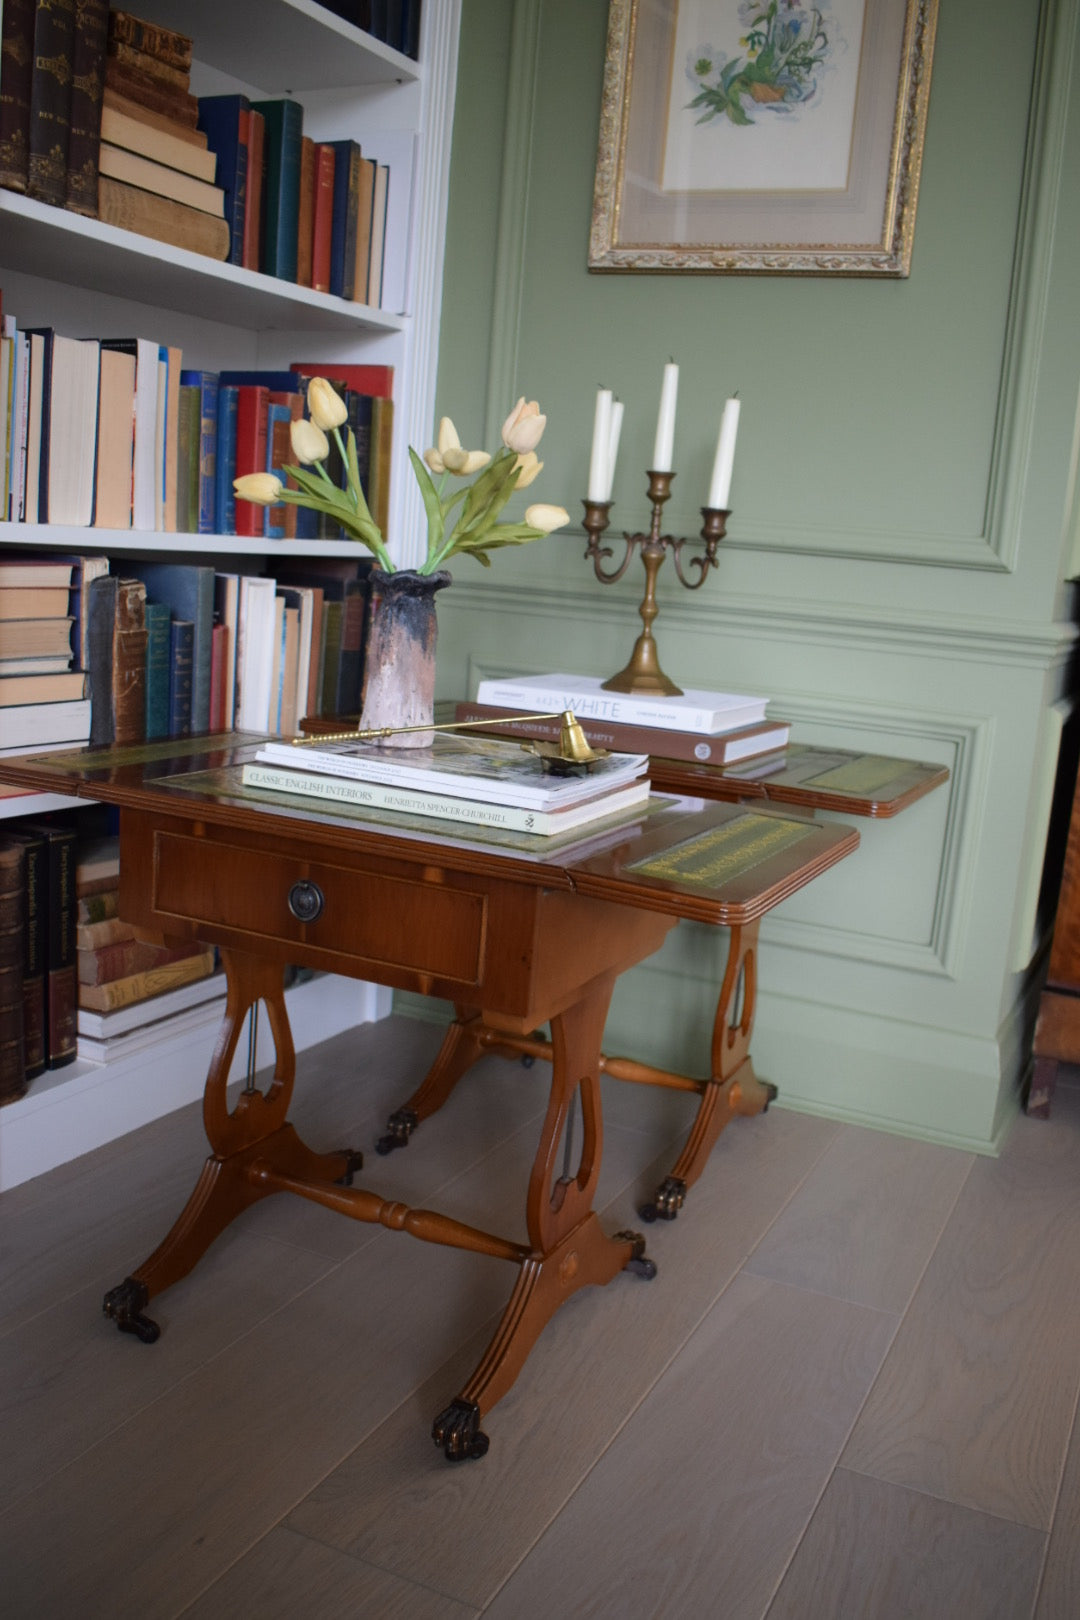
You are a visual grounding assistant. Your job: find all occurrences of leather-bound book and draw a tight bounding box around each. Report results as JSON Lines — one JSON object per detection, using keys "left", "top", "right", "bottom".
{"left": 5, "top": 826, "right": 46, "bottom": 1082}
{"left": 20, "top": 822, "right": 78, "bottom": 1071}
{"left": 97, "top": 176, "right": 231, "bottom": 261}
{"left": 311, "top": 143, "right": 336, "bottom": 293}
{"left": 0, "top": 838, "right": 27, "bottom": 1105}
{"left": 295, "top": 134, "right": 315, "bottom": 286}
{"left": 65, "top": 0, "right": 108, "bottom": 217}
{"left": 87, "top": 573, "right": 147, "bottom": 744}
{"left": 26, "top": 0, "right": 77, "bottom": 207}
{"left": 104, "top": 59, "right": 198, "bottom": 126}
{"left": 107, "top": 9, "right": 192, "bottom": 71}
{"left": 0, "top": 0, "right": 35, "bottom": 193}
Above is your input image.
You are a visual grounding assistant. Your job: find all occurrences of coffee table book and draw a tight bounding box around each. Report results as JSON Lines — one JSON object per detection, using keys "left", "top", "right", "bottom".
{"left": 254, "top": 732, "right": 649, "bottom": 812}
{"left": 473, "top": 673, "right": 770, "bottom": 735}
{"left": 454, "top": 701, "right": 790, "bottom": 765}
{"left": 242, "top": 761, "right": 651, "bottom": 836}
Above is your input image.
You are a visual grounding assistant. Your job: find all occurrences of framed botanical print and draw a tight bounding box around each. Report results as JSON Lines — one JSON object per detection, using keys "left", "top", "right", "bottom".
{"left": 590, "top": 0, "right": 938, "bottom": 276}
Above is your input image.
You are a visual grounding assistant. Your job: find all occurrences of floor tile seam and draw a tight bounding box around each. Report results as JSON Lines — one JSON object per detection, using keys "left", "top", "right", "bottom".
{"left": 835, "top": 1459, "right": 1055, "bottom": 1535}
{"left": 0, "top": 1244, "right": 358, "bottom": 1528}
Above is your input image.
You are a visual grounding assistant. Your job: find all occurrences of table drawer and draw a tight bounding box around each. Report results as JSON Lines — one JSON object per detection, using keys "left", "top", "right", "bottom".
{"left": 149, "top": 829, "right": 487, "bottom": 984}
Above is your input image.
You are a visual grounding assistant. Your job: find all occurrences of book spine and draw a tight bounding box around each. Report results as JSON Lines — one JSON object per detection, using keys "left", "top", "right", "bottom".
{"left": 76, "top": 913, "right": 132, "bottom": 950}
{"left": 473, "top": 683, "right": 743, "bottom": 734}
{"left": 144, "top": 599, "right": 171, "bottom": 740}
{"left": 107, "top": 10, "right": 192, "bottom": 71}
{"left": 168, "top": 618, "right": 194, "bottom": 736}
{"left": 242, "top": 106, "right": 263, "bottom": 271}
{"left": 329, "top": 140, "right": 360, "bottom": 300}
{"left": 104, "top": 59, "right": 198, "bottom": 126}
{"left": 196, "top": 374, "right": 219, "bottom": 533}
{"left": 253, "top": 98, "right": 302, "bottom": 281}
{"left": 33, "top": 825, "right": 78, "bottom": 1069}
{"left": 112, "top": 575, "right": 148, "bottom": 745}
{"left": 9, "top": 829, "right": 47, "bottom": 1081}
{"left": 311, "top": 142, "right": 336, "bottom": 294}
{"left": 369, "top": 395, "right": 393, "bottom": 535}
{"left": 77, "top": 947, "right": 215, "bottom": 1011}
{"left": 176, "top": 383, "right": 198, "bottom": 533}
{"left": 196, "top": 94, "right": 248, "bottom": 264}
{"left": 64, "top": 0, "right": 108, "bottom": 217}
{"left": 26, "top": 0, "right": 77, "bottom": 207}
{"left": 0, "top": 839, "right": 27, "bottom": 1103}
{"left": 0, "top": 0, "right": 36, "bottom": 193}
{"left": 86, "top": 572, "right": 118, "bottom": 744}
{"left": 241, "top": 762, "right": 581, "bottom": 833}
{"left": 96, "top": 175, "right": 231, "bottom": 261}
{"left": 215, "top": 384, "right": 239, "bottom": 534}
{"left": 296, "top": 134, "right": 315, "bottom": 287}
{"left": 106, "top": 38, "right": 189, "bottom": 91}
{"left": 77, "top": 888, "right": 119, "bottom": 923}
{"left": 233, "top": 386, "right": 269, "bottom": 537}
{"left": 453, "top": 705, "right": 791, "bottom": 765}
{"left": 78, "top": 935, "right": 200, "bottom": 986}
{"left": 209, "top": 619, "right": 229, "bottom": 732}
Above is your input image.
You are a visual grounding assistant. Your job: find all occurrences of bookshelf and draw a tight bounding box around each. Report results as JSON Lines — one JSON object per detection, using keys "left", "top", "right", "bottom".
{"left": 0, "top": 0, "right": 461, "bottom": 1186}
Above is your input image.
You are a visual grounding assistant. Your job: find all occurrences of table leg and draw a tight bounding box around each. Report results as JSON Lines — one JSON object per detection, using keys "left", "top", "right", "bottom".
{"left": 432, "top": 971, "right": 655, "bottom": 1461}
{"left": 373, "top": 1002, "right": 487, "bottom": 1155}
{"left": 102, "top": 948, "right": 363, "bottom": 1342}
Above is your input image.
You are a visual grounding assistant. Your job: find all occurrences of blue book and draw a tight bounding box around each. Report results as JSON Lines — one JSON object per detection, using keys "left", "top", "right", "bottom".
{"left": 215, "top": 385, "right": 239, "bottom": 535}
{"left": 134, "top": 563, "right": 215, "bottom": 735}
{"left": 196, "top": 94, "right": 250, "bottom": 266}
{"left": 328, "top": 139, "right": 361, "bottom": 299}
{"left": 144, "top": 600, "right": 171, "bottom": 740}
{"left": 264, "top": 401, "right": 292, "bottom": 540}
{"left": 251, "top": 98, "right": 303, "bottom": 282}
{"left": 180, "top": 370, "right": 219, "bottom": 535}
{"left": 218, "top": 370, "right": 302, "bottom": 392}
{"left": 168, "top": 618, "right": 194, "bottom": 737}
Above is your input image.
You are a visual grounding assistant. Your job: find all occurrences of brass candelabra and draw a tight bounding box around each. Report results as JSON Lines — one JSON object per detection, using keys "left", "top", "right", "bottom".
{"left": 581, "top": 470, "right": 729, "bottom": 696}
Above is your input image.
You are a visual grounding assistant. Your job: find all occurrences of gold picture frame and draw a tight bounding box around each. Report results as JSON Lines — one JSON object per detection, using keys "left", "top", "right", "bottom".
{"left": 589, "top": 0, "right": 938, "bottom": 276}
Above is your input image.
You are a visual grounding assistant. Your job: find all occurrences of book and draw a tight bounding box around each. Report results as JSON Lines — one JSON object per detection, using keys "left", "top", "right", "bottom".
{"left": 76, "top": 911, "right": 131, "bottom": 949}
{"left": 77, "top": 887, "right": 119, "bottom": 923}
{"left": 86, "top": 574, "right": 147, "bottom": 745}
{"left": 254, "top": 732, "right": 649, "bottom": 812}
{"left": 0, "top": 617, "right": 74, "bottom": 658}
{"left": 453, "top": 703, "right": 792, "bottom": 766}
{"left": 73, "top": 834, "right": 118, "bottom": 896}
{"left": 244, "top": 107, "right": 265, "bottom": 271}
{"left": 76, "top": 963, "right": 224, "bottom": 1037}
{"left": 0, "top": 670, "right": 87, "bottom": 705}
{"left": 23, "top": 820, "right": 77, "bottom": 1068}
{"left": 0, "top": 836, "right": 27, "bottom": 1102}
{"left": 215, "top": 383, "right": 238, "bottom": 534}
{"left": 352, "top": 151, "right": 377, "bottom": 304}
{"left": 0, "top": 696, "right": 91, "bottom": 748}
{"left": 176, "top": 381, "right": 198, "bottom": 532}
{"left": 0, "top": 584, "right": 72, "bottom": 618}
{"left": 26, "top": 0, "right": 76, "bottom": 207}
{"left": 97, "top": 174, "right": 231, "bottom": 260}
{"left": 41, "top": 333, "right": 100, "bottom": 526}
{"left": 252, "top": 97, "right": 303, "bottom": 281}
{"left": 0, "top": 0, "right": 35, "bottom": 193}
{"left": 368, "top": 395, "right": 393, "bottom": 534}
{"left": 108, "top": 10, "right": 192, "bottom": 72}
{"left": 94, "top": 344, "right": 136, "bottom": 528}
{"left": 77, "top": 946, "right": 216, "bottom": 1011}
{"left": 213, "top": 572, "right": 239, "bottom": 728}
{"left": 296, "top": 133, "right": 315, "bottom": 287}
{"left": 106, "top": 37, "right": 190, "bottom": 92}
{"left": 78, "top": 934, "right": 202, "bottom": 985}
{"left": 179, "top": 370, "right": 218, "bottom": 533}
{"left": 208, "top": 619, "right": 229, "bottom": 732}
{"left": 310, "top": 142, "right": 336, "bottom": 293}
{"left": 97, "top": 141, "right": 225, "bottom": 215}
{"left": 64, "top": 0, "right": 108, "bottom": 217}
{"left": 100, "top": 336, "right": 160, "bottom": 531}
{"left": 5, "top": 826, "right": 46, "bottom": 1081}
{"left": 167, "top": 617, "right": 193, "bottom": 736}
{"left": 366, "top": 160, "right": 389, "bottom": 306}
{"left": 143, "top": 598, "right": 171, "bottom": 740}
{"left": 234, "top": 574, "right": 277, "bottom": 731}
{"left": 242, "top": 761, "right": 653, "bottom": 835}
{"left": 472, "top": 674, "right": 772, "bottom": 737}
{"left": 232, "top": 385, "right": 269, "bottom": 537}
{"left": 68, "top": 552, "right": 108, "bottom": 670}
{"left": 273, "top": 558, "right": 373, "bottom": 716}
{"left": 328, "top": 137, "right": 361, "bottom": 300}
{"left": 195, "top": 93, "right": 249, "bottom": 264}
{"left": 104, "top": 58, "right": 199, "bottom": 128}
{"left": 100, "top": 88, "right": 210, "bottom": 164}
{"left": 160, "top": 342, "right": 183, "bottom": 532}
{"left": 77, "top": 983, "right": 225, "bottom": 1062}
{"left": 0, "top": 556, "right": 74, "bottom": 587}
{"left": 134, "top": 561, "right": 214, "bottom": 733}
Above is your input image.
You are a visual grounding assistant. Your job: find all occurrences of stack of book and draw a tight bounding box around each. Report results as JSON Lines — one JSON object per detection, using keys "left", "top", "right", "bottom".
{"left": 246, "top": 731, "right": 652, "bottom": 838}
{"left": 0, "top": 818, "right": 77, "bottom": 1095}
{"left": 0, "top": 556, "right": 91, "bottom": 776}
{"left": 0, "top": 0, "right": 109, "bottom": 216}
{"left": 466, "top": 673, "right": 791, "bottom": 767}
{"left": 74, "top": 834, "right": 217, "bottom": 1017}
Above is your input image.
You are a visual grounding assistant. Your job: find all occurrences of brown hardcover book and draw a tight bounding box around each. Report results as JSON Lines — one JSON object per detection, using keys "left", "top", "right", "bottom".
{"left": 76, "top": 913, "right": 131, "bottom": 949}
{"left": 242, "top": 106, "right": 263, "bottom": 270}
{"left": 311, "top": 142, "right": 335, "bottom": 293}
{"left": 452, "top": 704, "right": 793, "bottom": 766}
{"left": 106, "top": 37, "right": 189, "bottom": 92}
{"left": 107, "top": 9, "right": 192, "bottom": 71}
{"left": 22, "top": 821, "right": 77, "bottom": 1069}
{"left": 0, "top": 839, "right": 27, "bottom": 1103}
{"left": 98, "top": 141, "right": 224, "bottom": 214}
{"left": 0, "top": 617, "right": 75, "bottom": 658}
{"left": 100, "top": 98, "right": 215, "bottom": 180}
{"left": 5, "top": 827, "right": 46, "bottom": 1080}
{"left": 0, "top": 584, "right": 72, "bottom": 618}
{"left": 94, "top": 343, "right": 136, "bottom": 528}
{"left": 78, "top": 934, "right": 201, "bottom": 985}
{"left": 0, "top": 670, "right": 87, "bottom": 704}
{"left": 295, "top": 134, "right": 315, "bottom": 287}
{"left": 369, "top": 395, "right": 393, "bottom": 535}
{"left": 102, "top": 84, "right": 205, "bottom": 146}
{"left": 64, "top": 0, "right": 108, "bottom": 217}
{"left": 104, "top": 58, "right": 198, "bottom": 126}
{"left": 26, "top": 0, "right": 77, "bottom": 207}
{"left": 0, "top": 0, "right": 36, "bottom": 193}
{"left": 77, "top": 887, "right": 119, "bottom": 923}
{"left": 366, "top": 160, "right": 389, "bottom": 306}
{"left": 86, "top": 574, "right": 147, "bottom": 744}
{"left": 78, "top": 946, "right": 215, "bottom": 1011}
{"left": 304, "top": 586, "right": 325, "bottom": 721}
{"left": 352, "top": 152, "right": 377, "bottom": 304}
{"left": 208, "top": 620, "right": 229, "bottom": 731}
{"left": 97, "top": 173, "right": 230, "bottom": 259}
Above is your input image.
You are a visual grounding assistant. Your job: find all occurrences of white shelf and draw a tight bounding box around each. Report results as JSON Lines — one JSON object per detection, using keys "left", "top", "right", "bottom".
{"left": 126, "top": 0, "right": 420, "bottom": 92}
{"left": 0, "top": 192, "right": 405, "bottom": 335}
{"left": 0, "top": 792, "right": 85, "bottom": 819}
{"left": 0, "top": 523, "right": 387, "bottom": 558}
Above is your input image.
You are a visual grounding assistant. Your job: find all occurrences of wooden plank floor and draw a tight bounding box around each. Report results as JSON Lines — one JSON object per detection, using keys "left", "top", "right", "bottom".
{"left": 2, "top": 1015, "right": 1079, "bottom": 1619}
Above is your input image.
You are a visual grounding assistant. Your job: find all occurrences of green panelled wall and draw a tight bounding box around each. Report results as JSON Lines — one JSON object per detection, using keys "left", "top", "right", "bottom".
{"left": 412, "top": 0, "right": 1080, "bottom": 1152}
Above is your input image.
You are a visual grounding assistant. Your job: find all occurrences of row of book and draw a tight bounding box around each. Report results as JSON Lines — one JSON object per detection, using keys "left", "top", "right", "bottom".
{"left": 319, "top": 0, "right": 422, "bottom": 59}
{"left": 0, "top": 817, "right": 219, "bottom": 1105}
{"left": 0, "top": 550, "right": 377, "bottom": 756}
{"left": 0, "top": 5, "right": 404, "bottom": 307}
{"left": 0, "top": 306, "right": 394, "bottom": 538}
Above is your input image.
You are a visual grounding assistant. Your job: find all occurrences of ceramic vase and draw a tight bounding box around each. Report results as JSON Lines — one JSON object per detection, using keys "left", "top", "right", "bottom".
{"left": 357, "top": 568, "right": 451, "bottom": 747}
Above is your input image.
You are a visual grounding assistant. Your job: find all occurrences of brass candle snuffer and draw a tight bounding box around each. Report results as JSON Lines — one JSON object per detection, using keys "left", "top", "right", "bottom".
{"left": 288, "top": 710, "right": 610, "bottom": 773}
{"left": 581, "top": 471, "right": 729, "bottom": 698}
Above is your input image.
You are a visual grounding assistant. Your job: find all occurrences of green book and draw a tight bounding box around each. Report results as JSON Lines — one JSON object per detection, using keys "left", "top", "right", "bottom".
{"left": 251, "top": 97, "right": 304, "bottom": 282}
{"left": 144, "top": 600, "right": 171, "bottom": 741}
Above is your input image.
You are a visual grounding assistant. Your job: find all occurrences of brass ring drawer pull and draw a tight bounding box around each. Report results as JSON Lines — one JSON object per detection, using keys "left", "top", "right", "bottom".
{"left": 287, "top": 880, "right": 325, "bottom": 923}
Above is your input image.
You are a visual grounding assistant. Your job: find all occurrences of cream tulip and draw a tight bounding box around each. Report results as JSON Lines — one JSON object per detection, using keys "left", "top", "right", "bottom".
{"left": 306, "top": 377, "right": 348, "bottom": 431}
{"left": 442, "top": 446, "right": 491, "bottom": 475}
{"left": 525, "top": 502, "right": 570, "bottom": 533}
{"left": 513, "top": 450, "right": 543, "bottom": 489}
{"left": 501, "top": 397, "right": 546, "bottom": 454}
{"left": 233, "top": 472, "right": 283, "bottom": 504}
{"left": 290, "top": 417, "right": 330, "bottom": 464}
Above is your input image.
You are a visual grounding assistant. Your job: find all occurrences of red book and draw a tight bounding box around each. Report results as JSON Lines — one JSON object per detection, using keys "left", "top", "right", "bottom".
{"left": 233, "top": 385, "right": 270, "bottom": 536}
{"left": 289, "top": 361, "right": 394, "bottom": 399}
{"left": 209, "top": 620, "right": 229, "bottom": 731}
{"left": 243, "top": 107, "right": 264, "bottom": 271}
{"left": 310, "top": 143, "right": 336, "bottom": 293}
{"left": 296, "top": 134, "right": 315, "bottom": 287}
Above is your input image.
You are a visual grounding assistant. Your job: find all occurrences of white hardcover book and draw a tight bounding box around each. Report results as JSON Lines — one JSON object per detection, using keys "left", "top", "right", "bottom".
{"left": 46, "top": 336, "right": 100, "bottom": 527}
{"left": 474, "top": 673, "right": 770, "bottom": 736}
{"left": 242, "top": 762, "right": 651, "bottom": 835}
{"left": 255, "top": 732, "right": 649, "bottom": 812}
{"left": 0, "top": 697, "right": 92, "bottom": 749}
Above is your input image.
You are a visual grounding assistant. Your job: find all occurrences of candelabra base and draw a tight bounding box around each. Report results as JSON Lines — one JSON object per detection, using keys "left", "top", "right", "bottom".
{"left": 601, "top": 638, "right": 682, "bottom": 696}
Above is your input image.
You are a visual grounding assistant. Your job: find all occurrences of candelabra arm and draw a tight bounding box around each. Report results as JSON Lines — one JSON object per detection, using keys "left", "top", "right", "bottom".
{"left": 581, "top": 499, "right": 638, "bottom": 583}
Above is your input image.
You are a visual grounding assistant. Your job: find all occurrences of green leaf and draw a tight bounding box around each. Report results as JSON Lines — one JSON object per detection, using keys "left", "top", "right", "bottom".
{"left": 409, "top": 447, "right": 446, "bottom": 561}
